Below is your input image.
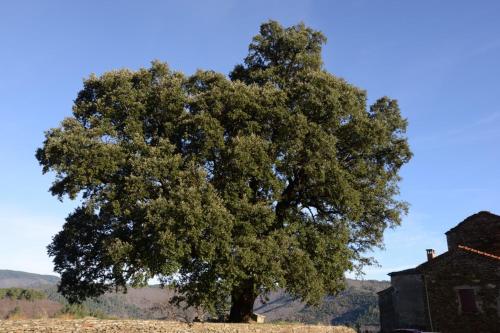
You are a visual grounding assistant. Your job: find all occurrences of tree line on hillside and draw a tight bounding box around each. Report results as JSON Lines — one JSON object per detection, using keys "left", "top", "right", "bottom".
{"left": 0, "top": 288, "right": 46, "bottom": 301}
{"left": 0, "top": 280, "right": 387, "bottom": 326}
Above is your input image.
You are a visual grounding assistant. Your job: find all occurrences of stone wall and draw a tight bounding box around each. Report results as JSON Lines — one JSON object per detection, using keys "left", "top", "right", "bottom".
{"left": 422, "top": 249, "right": 500, "bottom": 333}
{"left": 378, "top": 272, "right": 427, "bottom": 333}
{"left": 379, "top": 212, "right": 500, "bottom": 333}
{"left": 377, "top": 287, "right": 395, "bottom": 333}
{"left": 0, "top": 319, "right": 357, "bottom": 333}
{"left": 446, "top": 211, "right": 500, "bottom": 255}
{"left": 390, "top": 273, "right": 427, "bottom": 330}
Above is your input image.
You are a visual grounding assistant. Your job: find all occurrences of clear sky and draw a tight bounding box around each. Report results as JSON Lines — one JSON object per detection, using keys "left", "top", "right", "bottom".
{"left": 1, "top": 0, "right": 499, "bottom": 281}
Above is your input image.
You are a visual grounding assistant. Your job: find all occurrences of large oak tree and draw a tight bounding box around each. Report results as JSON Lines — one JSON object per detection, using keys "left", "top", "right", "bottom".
{"left": 37, "top": 21, "right": 411, "bottom": 322}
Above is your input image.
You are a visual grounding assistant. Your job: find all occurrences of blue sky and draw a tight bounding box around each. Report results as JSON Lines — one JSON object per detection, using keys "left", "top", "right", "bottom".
{"left": 1, "top": 0, "right": 499, "bottom": 281}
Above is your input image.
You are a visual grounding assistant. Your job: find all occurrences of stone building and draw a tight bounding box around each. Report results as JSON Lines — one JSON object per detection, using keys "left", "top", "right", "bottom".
{"left": 378, "top": 211, "right": 500, "bottom": 333}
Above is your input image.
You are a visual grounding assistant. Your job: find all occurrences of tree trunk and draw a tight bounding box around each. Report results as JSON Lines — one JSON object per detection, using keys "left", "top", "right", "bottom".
{"left": 228, "top": 280, "right": 256, "bottom": 323}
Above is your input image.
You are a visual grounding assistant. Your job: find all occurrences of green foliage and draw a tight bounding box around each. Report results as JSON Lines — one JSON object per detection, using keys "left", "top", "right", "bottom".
{"left": 299, "top": 288, "right": 381, "bottom": 326}
{"left": 43, "top": 285, "right": 142, "bottom": 319}
{"left": 0, "top": 288, "right": 46, "bottom": 301}
{"left": 56, "top": 303, "right": 108, "bottom": 319}
{"left": 37, "top": 20, "right": 411, "bottom": 321}
{"left": 252, "top": 280, "right": 388, "bottom": 326}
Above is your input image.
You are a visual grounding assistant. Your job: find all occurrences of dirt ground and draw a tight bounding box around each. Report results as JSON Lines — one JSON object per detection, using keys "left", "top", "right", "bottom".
{"left": 0, "top": 319, "right": 356, "bottom": 333}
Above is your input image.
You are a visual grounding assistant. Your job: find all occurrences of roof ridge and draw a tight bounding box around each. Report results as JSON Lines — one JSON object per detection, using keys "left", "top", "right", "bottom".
{"left": 457, "top": 245, "right": 500, "bottom": 260}
{"left": 446, "top": 211, "right": 500, "bottom": 234}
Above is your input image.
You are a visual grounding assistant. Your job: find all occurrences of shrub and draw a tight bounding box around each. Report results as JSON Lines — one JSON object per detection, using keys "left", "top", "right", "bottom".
{"left": 55, "top": 303, "right": 108, "bottom": 319}
{"left": 0, "top": 288, "right": 46, "bottom": 301}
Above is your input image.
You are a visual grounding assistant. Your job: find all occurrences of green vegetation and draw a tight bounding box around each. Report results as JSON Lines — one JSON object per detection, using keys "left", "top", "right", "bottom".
{"left": 0, "top": 270, "right": 387, "bottom": 325}
{"left": 37, "top": 20, "right": 411, "bottom": 322}
{"left": 299, "top": 287, "right": 381, "bottom": 326}
{"left": 43, "top": 286, "right": 143, "bottom": 319}
{"left": 55, "top": 303, "right": 108, "bottom": 319}
{"left": 0, "top": 288, "right": 46, "bottom": 301}
{"left": 255, "top": 279, "right": 389, "bottom": 326}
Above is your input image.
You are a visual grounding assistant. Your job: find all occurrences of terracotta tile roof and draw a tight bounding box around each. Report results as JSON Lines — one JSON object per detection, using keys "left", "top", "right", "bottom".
{"left": 458, "top": 245, "right": 500, "bottom": 261}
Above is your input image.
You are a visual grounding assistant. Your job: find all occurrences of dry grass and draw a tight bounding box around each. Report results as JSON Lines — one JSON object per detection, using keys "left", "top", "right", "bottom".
{"left": 0, "top": 299, "right": 61, "bottom": 319}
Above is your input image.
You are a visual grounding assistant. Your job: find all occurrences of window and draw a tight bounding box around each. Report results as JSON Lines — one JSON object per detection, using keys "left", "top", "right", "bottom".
{"left": 458, "top": 288, "right": 478, "bottom": 314}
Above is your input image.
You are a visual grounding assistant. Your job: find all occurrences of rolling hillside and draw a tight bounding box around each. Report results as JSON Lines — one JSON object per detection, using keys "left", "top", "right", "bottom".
{"left": 0, "top": 270, "right": 388, "bottom": 326}
{"left": 0, "top": 270, "right": 59, "bottom": 288}
{"left": 254, "top": 279, "right": 388, "bottom": 325}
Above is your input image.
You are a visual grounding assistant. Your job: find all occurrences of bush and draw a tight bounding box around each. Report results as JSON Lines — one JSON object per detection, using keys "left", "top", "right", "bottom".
{"left": 0, "top": 288, "right": 46, "bottom": 301}
{"left": 55, "top": 303, "right": 108, "bottom": 319}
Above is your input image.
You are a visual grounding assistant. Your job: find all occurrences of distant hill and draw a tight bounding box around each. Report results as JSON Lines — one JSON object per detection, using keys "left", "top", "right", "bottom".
{"left": 0, "top": 270, "right": 59, "bottom": 288}
{"left": 0, "top": 269, "right": 388, "bottom": 326}
{"left": 255, "top": 279, "right": 389, "bottom": 326}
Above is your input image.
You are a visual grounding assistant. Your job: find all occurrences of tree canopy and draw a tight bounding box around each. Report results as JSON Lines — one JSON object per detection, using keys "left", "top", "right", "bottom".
{"left": 37, "top": 20, "right": 411, "bottom": 322}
